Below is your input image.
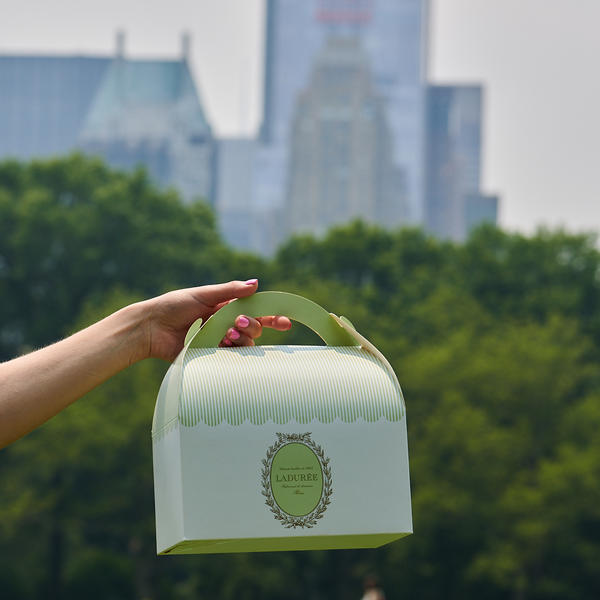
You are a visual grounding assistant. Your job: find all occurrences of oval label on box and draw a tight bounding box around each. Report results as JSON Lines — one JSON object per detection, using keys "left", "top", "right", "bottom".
{"left": 261, "top": 433, "right": 333, "bottom": 528}
{"left": 270, "top": 442, "right": 323, "bottom": 516}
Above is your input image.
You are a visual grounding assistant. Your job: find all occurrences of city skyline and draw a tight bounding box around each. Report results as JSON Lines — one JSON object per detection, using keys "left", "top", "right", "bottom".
{"left": 1, "top": 0, "right": 599, "bottom": 235}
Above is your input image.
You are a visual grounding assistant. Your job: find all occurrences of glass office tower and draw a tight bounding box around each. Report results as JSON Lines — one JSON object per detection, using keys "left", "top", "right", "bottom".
{"left": 258, "top": 0, "right": 430, "bottom": 227}
{"left": 425, "top": 85, "right": 495, "bottom": 240}
{"left": 285, "top": 37, "right": 406, "bottom": 237}
{"left": 0, "top": 56, "right": 110, "bottom": 159}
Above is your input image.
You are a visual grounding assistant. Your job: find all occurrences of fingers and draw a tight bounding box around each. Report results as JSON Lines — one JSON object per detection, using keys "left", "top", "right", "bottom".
{"left": 219, "top": 314, "right": 292, "bottom": 348}
{"left": 193, "top": 279, "right": 258, "bottom": 308}
{"left": 220, "top": 327, "right": 255, "bottom": 348}
{"left": 235, "top": 315, "right": 263, "bottom": 338}
{"left": 258, "top": 315, "right": 292, "bottom": 331}
{"left": 219, "top": 316, "right": 261, "bottom": 348}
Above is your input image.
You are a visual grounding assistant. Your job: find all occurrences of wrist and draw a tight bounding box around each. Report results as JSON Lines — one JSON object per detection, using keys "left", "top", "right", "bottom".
{"left": 112, "top": 299, "right": 153, "bottom": 365}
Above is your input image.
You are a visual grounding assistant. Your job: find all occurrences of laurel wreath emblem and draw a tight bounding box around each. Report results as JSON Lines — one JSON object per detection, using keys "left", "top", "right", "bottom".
{"left": 261, "top": 432, "right": 333, "bottom": 528}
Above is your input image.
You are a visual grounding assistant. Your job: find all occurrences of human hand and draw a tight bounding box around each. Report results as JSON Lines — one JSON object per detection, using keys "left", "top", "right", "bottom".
{"left": 139, "top": 279, "right": 292, "bottom": 362}
{"left": 0, "top": 279, "right": 292, "bottom": 447}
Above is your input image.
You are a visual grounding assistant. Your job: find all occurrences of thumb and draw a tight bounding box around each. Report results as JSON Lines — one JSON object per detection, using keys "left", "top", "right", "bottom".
{"left": 194, "top": 279, "right": 259, "bottom": 307}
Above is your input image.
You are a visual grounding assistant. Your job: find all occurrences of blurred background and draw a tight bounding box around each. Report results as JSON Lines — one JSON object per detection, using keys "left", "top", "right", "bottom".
{"left": 1, "top": 1, "right": 599, "bottom": 599}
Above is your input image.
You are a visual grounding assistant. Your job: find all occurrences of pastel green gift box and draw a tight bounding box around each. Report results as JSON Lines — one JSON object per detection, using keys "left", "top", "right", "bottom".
{"left": 152, "top": 292, "right": 412, "bottom": 554}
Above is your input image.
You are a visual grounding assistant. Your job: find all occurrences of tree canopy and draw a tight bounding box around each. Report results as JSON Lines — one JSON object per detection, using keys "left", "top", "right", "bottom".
{"left": 1, "top": 155, "right": 600, "bottom": 599}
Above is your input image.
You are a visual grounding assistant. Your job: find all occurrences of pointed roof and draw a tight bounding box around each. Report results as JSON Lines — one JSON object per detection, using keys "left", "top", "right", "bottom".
{"left": 80, "top": 58, "right": 211, "bottom": 142}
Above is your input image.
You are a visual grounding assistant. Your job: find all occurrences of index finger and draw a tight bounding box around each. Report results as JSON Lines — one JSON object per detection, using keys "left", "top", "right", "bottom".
{"left": 257, "top": 315, "right": 292, "bottom": 331}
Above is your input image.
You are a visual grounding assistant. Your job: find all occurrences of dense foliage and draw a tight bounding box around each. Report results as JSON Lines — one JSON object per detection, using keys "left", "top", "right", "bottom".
{"left": 1, "top": 156, "right": 600, "bottom": 599}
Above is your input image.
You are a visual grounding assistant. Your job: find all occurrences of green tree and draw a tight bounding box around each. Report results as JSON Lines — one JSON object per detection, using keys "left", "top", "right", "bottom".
{"left": 0, "top": 154, "right": 262, "bottom": 360}
{"left": 3, "top": 155, "right": 600, "bottom": 599}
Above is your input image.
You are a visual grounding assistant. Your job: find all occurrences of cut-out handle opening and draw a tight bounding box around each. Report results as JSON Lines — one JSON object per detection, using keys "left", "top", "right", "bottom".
{"left": 186, "top": 291, "right": 359, "bottom": 348}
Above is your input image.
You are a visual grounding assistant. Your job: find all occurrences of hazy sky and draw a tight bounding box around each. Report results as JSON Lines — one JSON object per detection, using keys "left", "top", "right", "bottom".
{"left": 1, "top": 0, "right": 599, "bottom": 234}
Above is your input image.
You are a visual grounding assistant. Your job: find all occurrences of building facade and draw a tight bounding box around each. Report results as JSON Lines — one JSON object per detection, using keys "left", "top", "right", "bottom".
{"left": 0, "top": 35, "right": 214, "bottom": 205}
{"left": 285, "top": 37, "right": 406, "bottom": 237}
{"left": 0, "top": 55, "right": 110, "bottom": 159}
{"left": 225, "top": 0, "right": 430, "bottom": 254}
{"left": 465, "top": 193, "right": 498, "bottom": 234}
{"left": 79, "top": 40, "right": 213, "bottom": 203}
{"left": 260, "top": 0, "right": 428, "bottom": 224}
{"left": 424, "top": 84, "right": 495, "bottom": 240}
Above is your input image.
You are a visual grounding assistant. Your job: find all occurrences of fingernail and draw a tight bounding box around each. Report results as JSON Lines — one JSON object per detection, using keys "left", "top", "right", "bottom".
{"left": 223, "top": 338, "right": 232, "bottom": 346}
{"left": 244, "top": 278, "right": 258, "bottom": 285}
{"left": 237, "top": 316, "right": 250, "bottom": 328}
{"left": 229, "top": 328, "right": 241, "bottom": 341}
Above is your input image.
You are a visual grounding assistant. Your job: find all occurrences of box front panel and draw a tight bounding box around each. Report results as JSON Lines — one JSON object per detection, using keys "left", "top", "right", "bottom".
{"left": 179, "top": 419, "right": 411, "bottom": 545}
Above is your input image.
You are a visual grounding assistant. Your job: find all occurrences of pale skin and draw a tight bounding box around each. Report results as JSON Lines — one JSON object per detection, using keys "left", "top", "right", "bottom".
{"left": 0, "top": 279, "right": 291, "bottom": 449}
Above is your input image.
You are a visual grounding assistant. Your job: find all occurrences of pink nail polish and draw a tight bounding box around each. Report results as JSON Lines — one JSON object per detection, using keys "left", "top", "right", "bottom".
{"left": 244, "top": 278, "right": 258, "bottom": 285}
{"left": 229, "top": 328, "right": 241, "bottom": 341}
{"left": 237, "top": 316, "right": 250, "bottom": 328}
{"left": 223, "top": 338, "right": 232, "bottom": 346}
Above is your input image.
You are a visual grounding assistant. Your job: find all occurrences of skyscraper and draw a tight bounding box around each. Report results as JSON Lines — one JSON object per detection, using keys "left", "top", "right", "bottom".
{"left": 424, "top": 85, "right": 496, "bottom": 240}
{"left": 79, "top": 34, "right": 214, "bottom": 203}
{"left": 0, "top": 55, "right": 110, "bottom": 159}
{"left": 286, "top": 37, "right": 406, "bottom": 236}
{"left": 255, "top": 0, "right": 430, "bottom": 239}
{"left": 0, "top": 34, "right": 214, "bottom": 204}
{"left": 464, "top": 193, "right": 498, "bottom": 235}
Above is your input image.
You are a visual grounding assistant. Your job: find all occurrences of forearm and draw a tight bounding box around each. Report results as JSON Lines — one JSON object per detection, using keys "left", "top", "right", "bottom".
{"left": 0, "top": 301, "right": 149, "bottom": 448}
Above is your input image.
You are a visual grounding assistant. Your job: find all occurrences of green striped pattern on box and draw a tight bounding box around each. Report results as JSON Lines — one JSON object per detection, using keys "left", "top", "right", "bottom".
{"left": 179, "top": 346, "right": 404, "bottom": 427}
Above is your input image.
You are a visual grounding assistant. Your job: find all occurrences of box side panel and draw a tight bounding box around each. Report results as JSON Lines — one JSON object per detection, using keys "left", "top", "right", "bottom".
{"left": 153, "top": 426, "right": 185, "bottom": 553}
{"left": 152, "top": 358, "right": 183, "bottom": 435}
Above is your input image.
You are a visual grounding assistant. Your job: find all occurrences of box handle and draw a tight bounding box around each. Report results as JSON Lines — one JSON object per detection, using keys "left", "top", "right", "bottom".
{"left": 186, "top": 291, "right": 360, "bottom": 348}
